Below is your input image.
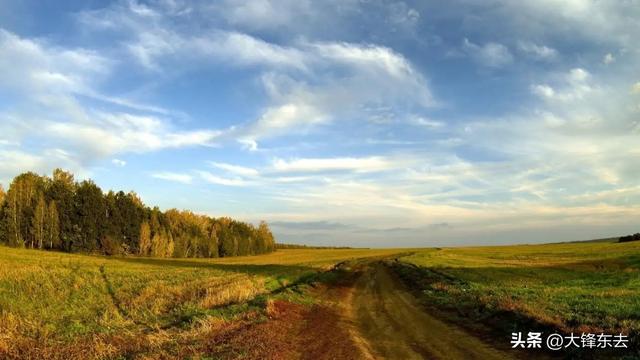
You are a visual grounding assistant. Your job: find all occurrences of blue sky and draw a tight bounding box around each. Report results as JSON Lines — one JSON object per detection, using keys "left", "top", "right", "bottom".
{"left": 1, "top": 0, "right": 639, "bottom": 247}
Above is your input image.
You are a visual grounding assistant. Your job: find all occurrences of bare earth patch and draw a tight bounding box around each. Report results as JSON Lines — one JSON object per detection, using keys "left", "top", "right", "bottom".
{"left": 203, "top": 299, "right": 366, "bottom": 360}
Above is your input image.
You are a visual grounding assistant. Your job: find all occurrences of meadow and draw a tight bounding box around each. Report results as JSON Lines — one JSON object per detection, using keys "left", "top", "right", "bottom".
{"left": 395, "top": 239, "right": 640, "bottom": 342}
{"left": 2, "top": 239, "right": 639, "bottom": 358}
{"left": 0, "top": 246, "right": 401, "bottom": 358}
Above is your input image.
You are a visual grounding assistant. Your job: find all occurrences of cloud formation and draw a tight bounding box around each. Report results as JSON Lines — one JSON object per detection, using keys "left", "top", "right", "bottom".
{"left": 462, "top": 38, "right": 513, "bottom": 68}
{"left": 152, "top": 172, "right": 193, "bottom": 184}
{"left": 1, "top": 0, "right": 639, "bottom": 246}
{"left": 271, "top": 157, "right": 393, "bottom": 173}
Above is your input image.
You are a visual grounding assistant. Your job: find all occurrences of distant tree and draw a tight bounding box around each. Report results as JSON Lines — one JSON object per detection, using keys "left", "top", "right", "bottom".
{"left": 619, "top": 233, "right": 640, "bottom": 243}
{"left": 47, "top": 169, "right": 76, "bottom": 251}
{"left": 53, "top": 168, "right": 74, "bottom": 186}
{"left": 74, "top": 180, "right": 106, "bottom": 252}
{"left": 104, "top": 191, "right": 122, "bottom": 244}
{"left": 100, "top": 234, "right": 122, "bottom": 255}
{"left": 204, "top": 221, "right": 219, "bottom": 258}
{"left": 31, "top": 194, "right": 46, "bottom": 249}
{"left": 45, "top": 201, "right": 60, "bottom": 249}
{"left": 151, "top": 230, "right": 169, "bottom": 257}
{"left": 217, "top": 218, "right": 238, "bottom": 257}
{"left": 4, "top": 172, "right": 45, "bottom": 247}
{"left": 234, "top": 222, "right": 252, "bottom": 256}
{"left": 0, "top": 170, "right": 276, "bottom": 258}
{"left": 257, "top": 221, "right": 275, "bottom": 253}
{"left": 4, "top": 188, "right": 22, "bottom": 247}
{"left": 117, "top": 191, "right": 145, "bottom": 253}
{"left": 165, "top": 231, "right": 175, "bottom": 257}
{"left": 0, "top": 184, "right": 6, "bottom": 243}
{"left": 164, "top": 209, "right": 217, "bottom": 258}
{"left": 150, "top": 207, "right": 162, "bottom": 234}
{"left": 139, "top": 221, "right": 151, "bottom": 255}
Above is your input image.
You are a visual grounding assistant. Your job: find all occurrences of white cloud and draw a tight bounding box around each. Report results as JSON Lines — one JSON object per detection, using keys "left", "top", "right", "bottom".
{"left": 312, "top": 42, "right": 414, "bottom": 79}
{"left": 0, "top": 150, "right": 48, "bottom": 180}
{"left": 127, "top": 30, "right": 178, "bottom": 70}
{"left": 112, "top": 158, "right": 126, "bottom": 167}
{"left": 262, "top": 147, "right": 640, "bottom": 241}
{"left": 517, "top": 41, "right": 558, "bottom": 61}
{"left": 238, "top": 138, "right": 259, "bottom": 151}
{"left": 410, "top": 116, "right": 445, "bottom": 128}
{"left": 0, "top": 28, "right": 171, "bottom": 115}
{"left": 75, "top": 3, "right": 435, "bottom": 143}
{"left": 87, "top": 12, "right": 308, "bottom": 72}
{"left": 0, "top": 29, "right": 109, "bottom": 96}
{"left": 0, "top": 28, "right": 221, "bottom": 174}
{"left": 603, "top": 53, "right": 615, "bottom": 65}
{"left": 238, "top": 41, "right": 434, "bottom": 142}
{"left": 633, "top": 82, "right": 640, "bottom": 94}
{"left": 45, "top": 112, "right": 220, "bottom": 158}
{"left": 531, "top": 68, "right": 594, "bottom": 102}
{"left": 569, "top": 68, "right": 589, "bottom": 82}
{"left": 151, "top": 172, "right": 193, "bottom": 184}
{"left": 272, "top": 156, "right": 393, "bottom": 173}
{"left": 246, "top": 102, "right": 328, "bottom": 140}
{"left": 8, "top": 0, "right": 637, "bottom": 246}
{"left": 209, "top": 162, "right": 259, "bottom": 177}
{"left": 128, "top": 0, "right": 161, "bottom": 18}
{"left": 531, "top": 84, "right": 555, "bottom": 99}
{"left": 193, "top": 31, "right": 308, "bottom": 70}
{"left": 197, "top": 171, "right": 247, "bottom": 186}
{"left": 309, "top": 41, "right": 434, "bottom": 104}
{"left": 272, "top": 176, "right": 313, "bottom": 183}
{"left": 462, "top": 38, "right": 513, "bottom": 68}
{"left": 0, "top": 148, "right": 84, "bottom": 183}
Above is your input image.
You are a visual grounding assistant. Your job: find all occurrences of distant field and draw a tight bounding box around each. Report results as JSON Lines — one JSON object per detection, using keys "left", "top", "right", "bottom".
{"left": 0, "top": 246, "right": 401, "bottom": 357}
{"left": 397, "top": 239, "right": 640, "bottom": 337}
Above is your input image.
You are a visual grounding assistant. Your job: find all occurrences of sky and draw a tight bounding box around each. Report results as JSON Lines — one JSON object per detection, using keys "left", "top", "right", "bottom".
{"left": 0, "top": 0, "right": 639, "bottom": 247}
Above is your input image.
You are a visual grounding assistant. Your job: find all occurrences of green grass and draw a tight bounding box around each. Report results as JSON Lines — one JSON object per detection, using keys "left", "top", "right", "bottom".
{"left": 398, "top": 239, "right": 640, "bottom": 334}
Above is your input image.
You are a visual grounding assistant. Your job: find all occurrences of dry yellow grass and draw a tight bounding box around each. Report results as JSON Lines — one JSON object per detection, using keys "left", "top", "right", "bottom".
{"left": 0, "top": 245, "right": 403, "bottom": 358}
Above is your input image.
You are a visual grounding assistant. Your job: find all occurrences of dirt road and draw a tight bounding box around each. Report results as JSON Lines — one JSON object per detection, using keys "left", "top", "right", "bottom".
{"left": 350, "top": 262, "right": 514, "bottom": 360}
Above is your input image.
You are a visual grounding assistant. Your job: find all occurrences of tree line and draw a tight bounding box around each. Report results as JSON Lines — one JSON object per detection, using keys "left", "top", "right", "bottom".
{"left": 619, "top": 233, "right": 640, "bottom": 243}
{"left": 0, "top": 169, "right": 275, "bottom": 257}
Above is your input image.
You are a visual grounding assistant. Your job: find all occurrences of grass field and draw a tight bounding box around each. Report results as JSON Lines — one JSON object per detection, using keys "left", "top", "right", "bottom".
{"left": 0, "top": 246, "right": 401, "bottom": 358}
{"left": 396, "top": 239, "right": 640, "bottom": 338}
{"left": 1, "top": 239, "right": 639, "bottom": 358}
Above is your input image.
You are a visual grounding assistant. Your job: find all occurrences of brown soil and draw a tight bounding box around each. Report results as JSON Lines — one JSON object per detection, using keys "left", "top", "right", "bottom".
{"left": 208, "top": 262, "right": 516, "bottom": 360}
{"left": 203, "top": 298, "right": 369, "bottom": 359}
{"left": 350, "top": 262, "right": 514, "bottom": 360}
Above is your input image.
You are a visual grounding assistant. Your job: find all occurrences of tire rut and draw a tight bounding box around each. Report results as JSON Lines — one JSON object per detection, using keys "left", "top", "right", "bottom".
{"left": 350, "top": 262, "right": 514, "bottom": 360}
{"left": 99, "top": 264, "right": 128, "bottom": 318}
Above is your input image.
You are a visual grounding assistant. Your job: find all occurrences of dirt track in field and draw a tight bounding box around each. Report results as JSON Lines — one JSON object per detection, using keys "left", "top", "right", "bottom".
{"left": 349, "top": 262, "right": 514, "bottom": 360}
{"left": 203, "top": 261, "right": 517, "bottom": 359}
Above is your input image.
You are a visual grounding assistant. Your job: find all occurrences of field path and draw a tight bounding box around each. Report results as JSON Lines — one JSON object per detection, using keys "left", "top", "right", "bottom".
{"left": 350, "top": 262, "right": 514, "bottom": 360}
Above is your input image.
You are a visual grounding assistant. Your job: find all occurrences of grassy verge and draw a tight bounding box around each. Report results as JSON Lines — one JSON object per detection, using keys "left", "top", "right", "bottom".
{"left": 391, "top": 239, "right": 640, "bottom": 358}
